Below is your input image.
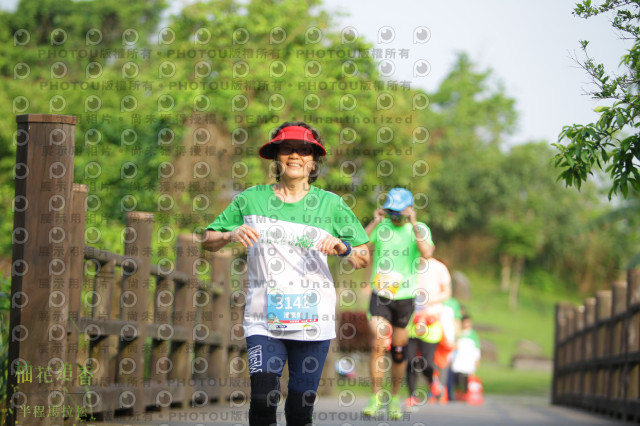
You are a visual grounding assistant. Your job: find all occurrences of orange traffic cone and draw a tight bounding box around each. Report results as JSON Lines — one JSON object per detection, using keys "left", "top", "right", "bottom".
{"left": 465, "top": 375, "right": 484, "bottom": 405}
{"left": 427, "top": 379, "right": 448, "bottom": 405}
{"left": 439, "top": 386, "right": 448, "bottom": 405}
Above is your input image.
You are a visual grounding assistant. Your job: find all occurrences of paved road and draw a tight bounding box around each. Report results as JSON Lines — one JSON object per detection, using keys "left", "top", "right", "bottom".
{"left": 98, "top": 395, "right": 625, "bottom": 426}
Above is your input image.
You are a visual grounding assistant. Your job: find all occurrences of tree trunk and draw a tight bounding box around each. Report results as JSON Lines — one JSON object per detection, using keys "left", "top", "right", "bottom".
{"left": 509, "top": 256, "right": 524, "bottom": 310}
{"left": 500, "top": 253, "right": 512, "bottom": 292}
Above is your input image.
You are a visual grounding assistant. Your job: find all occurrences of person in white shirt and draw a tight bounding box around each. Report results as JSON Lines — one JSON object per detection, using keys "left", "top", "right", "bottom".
{"left": 451, "top": 315, "right": 481, "bottom": 395}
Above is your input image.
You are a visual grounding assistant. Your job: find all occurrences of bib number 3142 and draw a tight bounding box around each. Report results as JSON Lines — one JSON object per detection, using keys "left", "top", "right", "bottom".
{"left": 267, "top": 290, "right": 319, "bottom": 331}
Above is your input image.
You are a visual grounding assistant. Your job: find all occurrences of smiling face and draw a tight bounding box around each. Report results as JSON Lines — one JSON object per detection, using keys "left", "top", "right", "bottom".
{"left": 276, "top": 141, "right": 317, "bottom": 183}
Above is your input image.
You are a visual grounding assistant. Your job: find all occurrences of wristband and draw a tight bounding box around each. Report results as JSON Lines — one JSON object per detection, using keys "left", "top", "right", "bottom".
{"left": 338, "top": 240, "right": 352, "bottom": 257}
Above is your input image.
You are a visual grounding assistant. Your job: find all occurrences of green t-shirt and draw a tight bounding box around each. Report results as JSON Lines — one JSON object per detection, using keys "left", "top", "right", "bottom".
{"left": 207, "top": 185, "right": 369, "bottom": 341}
{"left": 369, "top": 218, "right": 433, "bottom": 300}
{"left": 460, "top": 328, "right": 481, "bottom": 349}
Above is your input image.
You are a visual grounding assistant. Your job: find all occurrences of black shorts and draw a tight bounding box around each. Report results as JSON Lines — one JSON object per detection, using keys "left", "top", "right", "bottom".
{"left": 369, "top": 293, "right": 415, "bottom": 328}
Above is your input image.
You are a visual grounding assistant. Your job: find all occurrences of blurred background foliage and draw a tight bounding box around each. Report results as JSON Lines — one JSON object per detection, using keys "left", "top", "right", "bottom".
{"left": 0, "top": 0, "right": 637, "bottom": 297}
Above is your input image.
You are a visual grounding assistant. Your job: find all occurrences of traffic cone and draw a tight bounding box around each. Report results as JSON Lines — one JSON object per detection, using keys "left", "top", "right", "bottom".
{"left": 440, "top": 386, "right": 448, "bottom": 405}
{"left": 465, "top": 375, "right": 484, "bottom": 405}
{"left": 428, "top": 379, "right": 444, "bottom": 404}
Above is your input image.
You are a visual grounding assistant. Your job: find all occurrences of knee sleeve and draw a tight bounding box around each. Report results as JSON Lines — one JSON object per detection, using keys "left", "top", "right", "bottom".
{"left": 390, "top": 345, "right": 408, "bottom": 364}
{"left": 285, "top": 390, "right": 316, "bottom": 426}
{"left": 249, "top": 373, "right": 281, "bottom": 426}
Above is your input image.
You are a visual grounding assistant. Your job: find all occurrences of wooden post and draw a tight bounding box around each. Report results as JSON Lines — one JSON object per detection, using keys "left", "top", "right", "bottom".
{"left": 629, "top": 270, "right": 640, "bottom": 414}
{"left": 120, "top": 212, "right": 154, "bottom": 415}
{"left": 595, "top": 290, "right": 612, "bottom": 404}
{"left": 567, "top": 308, "right": 576, "bottom": 337}
{"left": 575, "top": 305, "right": 585, "bottom": 362}
{"left": 629, "top": 269, "right": 640, "bottom": 305}
{"left": 613, "top": 281, "right": 628, "bottom": 314}
{"left": 575, "top": 305, "right": 585, "bottom": 400}
{"left": 66, "top": 184, "right": 88, "bottom": 394}
{"left": 584, "top": 298, "right": 596, "bottom": 360}
{"left": 208, "top": 250, "right": 232, "bottom": 402}
{"left": 552, "top": 304, "right": 560, "bottom": 403}
{"left": 171, "top": 234, "right": 198, "bottom": 406}
{"left": 191, "top": 246, "right": 213, "bottom": 406}
{"left": 612, "top": 281, "right": 627, "bottom": 356}
{"left": 150, "top": 273, "right": 174, "bottom": 410}
{"left": 612, "top": 280, "right": 628, "bottom": 414}
{"left": 228, "top": 266, "right": 250, "bottom": 399}
{"left": 629, "top": 270, "right": 640, "bottom": 354}
{"left": 595, "top": 290, "right": 612, "bottom": 356}
{"left": 553, "top": 303, "right": 571, "bottom": 404}
{"left": 89, "top": 258, "right": 117, "bottom": 420}
{"left": 584, "top": 297, "right": 596, "bottom": 400}
{"left": 8, "top": 114, "right": 77, "bottom": 426}
{"left": 584, "top": 297, "right": 596, "bottom": 326}
{"left": 566, "top": 308, "right": 575, "bottom": 366}
{"left": 192, "top": 285, "right": 210, "bottom": 404}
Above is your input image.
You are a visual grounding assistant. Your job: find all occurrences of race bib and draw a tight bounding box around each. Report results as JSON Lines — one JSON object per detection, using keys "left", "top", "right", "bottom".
{"left": 267, "top": 287, "right": 319, "bottom": 331}
{"left": 373, "top": 271, "right": 404, "bottom": 295}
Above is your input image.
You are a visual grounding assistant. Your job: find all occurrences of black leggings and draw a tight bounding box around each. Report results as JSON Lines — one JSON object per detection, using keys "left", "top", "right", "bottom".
{"left": 406, "top": 338, "right": 439, "bottom": 395}
{"left": 454, "top": 372, "right": 470, "bottom": 393}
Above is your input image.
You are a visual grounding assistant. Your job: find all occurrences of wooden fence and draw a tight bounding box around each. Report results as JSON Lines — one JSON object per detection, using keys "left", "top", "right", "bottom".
{"left": 553, "top": 268, "right": 640, "bottom": 421}
{"left": 6, "top": 114, "right": 246, "bottom": 425}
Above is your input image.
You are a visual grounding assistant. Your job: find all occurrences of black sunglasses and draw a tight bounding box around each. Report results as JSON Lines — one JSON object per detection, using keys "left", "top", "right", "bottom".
{"left": 278, "top": 144, "right": 314, "bottom": 156}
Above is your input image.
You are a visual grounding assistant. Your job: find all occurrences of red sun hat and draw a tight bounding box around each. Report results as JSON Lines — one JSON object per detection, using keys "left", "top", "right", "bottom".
{"left": 258, "top": 125, "right": 327, "bottom": 159}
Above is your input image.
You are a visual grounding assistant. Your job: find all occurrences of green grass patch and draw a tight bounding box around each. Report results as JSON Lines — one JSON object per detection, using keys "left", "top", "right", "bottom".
{"left": 452, "top": 268, "right": 576, "bottom": 395}
{"left": 476, "top": 364, "right": 551, "bottom": 397}
{"left": 461, "top": 269, "right": 580, "bottom": 365}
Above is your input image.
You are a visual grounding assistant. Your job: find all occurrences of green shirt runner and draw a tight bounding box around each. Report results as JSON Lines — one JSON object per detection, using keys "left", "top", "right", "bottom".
{"left": 369, "top": 218, "right": 434, "bottom": 300}
{"left": 207, "top": 185, "right": 369, "bottom": 341}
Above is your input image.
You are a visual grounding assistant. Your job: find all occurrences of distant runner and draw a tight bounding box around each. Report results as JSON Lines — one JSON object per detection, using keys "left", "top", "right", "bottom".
{"left": 362, "top": 188, "right": 435, "bottom": 419}
{"left": 405, "top": 257, "right": 452, "bottom": 409}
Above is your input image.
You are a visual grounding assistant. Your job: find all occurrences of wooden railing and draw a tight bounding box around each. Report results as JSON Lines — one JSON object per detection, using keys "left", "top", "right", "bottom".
{"left": 553, "top": 269, "right": 640, "bottom": 421}
{"left": 7, "top": 114, "right": 245, "bottom": 425}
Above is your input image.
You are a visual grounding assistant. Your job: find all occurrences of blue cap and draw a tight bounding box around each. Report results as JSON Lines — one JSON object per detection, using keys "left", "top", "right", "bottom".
{"left": 382, "top": 188, "right": 413, "bottom": 212}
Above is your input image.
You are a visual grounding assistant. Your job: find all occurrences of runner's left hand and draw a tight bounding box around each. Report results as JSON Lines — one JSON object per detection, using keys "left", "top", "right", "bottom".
{"left": 316, "top": 235, "right": 347, "bottom": 256}
{"left": 401, "top": 206, "right": 417, "bottom": 225}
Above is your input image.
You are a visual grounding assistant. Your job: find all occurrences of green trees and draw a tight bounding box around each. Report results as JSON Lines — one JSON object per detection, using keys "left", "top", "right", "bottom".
{"left": 0, "top": 0, "right": 634, "bottom": 297}
{"left": 0, "top": 0, "right": 432, "bottom": 256}
{"left": 0, "top": 0, "right": 172, "bottom": 255}
{"left": 425, "top": 54, "right": 516, "bottom": 234}
{"left": 554, "top": 0, "right": 640, "bottom": 270}
{"left": 554, "top": 0, "right": 640, "bottom": 199}
{"left": 423, "top": 55, "right": 631, "bottom": 298}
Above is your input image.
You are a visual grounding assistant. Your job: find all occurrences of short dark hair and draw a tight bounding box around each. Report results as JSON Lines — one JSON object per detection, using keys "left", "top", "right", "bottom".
{"left": 271, "top": 121, "right": 324, "bottom": 184}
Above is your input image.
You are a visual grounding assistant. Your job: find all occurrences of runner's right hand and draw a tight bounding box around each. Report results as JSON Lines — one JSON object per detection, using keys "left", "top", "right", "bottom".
{"left": 230, "top": 224, "right": 259, "bottom": 247}
{"left": 373, "top": 208, "right": 386, "bottom": 222}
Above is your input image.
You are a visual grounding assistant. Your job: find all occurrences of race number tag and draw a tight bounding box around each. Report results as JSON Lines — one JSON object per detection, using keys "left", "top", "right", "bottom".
{"left": 372, "top": 271, "right": 404, "bottom": 295}
{"left": 267, "top": 288, "right": 319, "bottom": 331}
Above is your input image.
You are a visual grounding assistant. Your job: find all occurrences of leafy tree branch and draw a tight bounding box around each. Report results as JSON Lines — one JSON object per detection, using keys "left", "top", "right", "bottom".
{"left": 554, "top": 0, "right": 640, "bottom": 198}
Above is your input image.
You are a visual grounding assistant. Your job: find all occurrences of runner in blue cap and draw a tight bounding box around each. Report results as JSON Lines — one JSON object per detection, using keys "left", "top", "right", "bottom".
{"left": 362, "top": 187, "right": 435, "bottom": 419}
